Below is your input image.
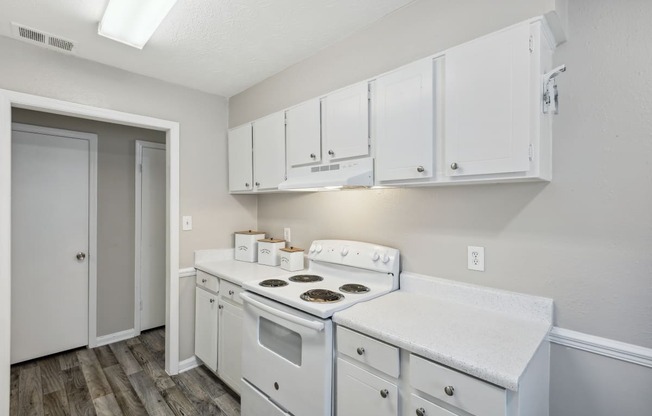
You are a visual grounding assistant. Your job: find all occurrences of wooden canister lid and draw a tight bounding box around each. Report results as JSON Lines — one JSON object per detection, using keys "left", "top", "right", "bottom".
{"left": 235, "top": 230, "right": 265, "bottom": 235}
{"left": 258, "top": 238, "right": 286, "bottom": 243}
{"left": 280, "top": 246, "right": 304, "bottom": 253}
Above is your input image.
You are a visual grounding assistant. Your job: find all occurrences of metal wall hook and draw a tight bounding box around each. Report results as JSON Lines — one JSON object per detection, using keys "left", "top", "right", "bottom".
{"left": 543, "top": 64, "right": 567, "bottom": 114}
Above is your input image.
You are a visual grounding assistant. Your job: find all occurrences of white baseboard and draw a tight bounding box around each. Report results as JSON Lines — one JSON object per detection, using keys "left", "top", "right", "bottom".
{"left": 549, "top": 327, "right": 652, "bottom": 368}
{"left": 179, "top": 267, "right": 196, "bottom": 278}
{"left": 95, "top": 328, "right": 138, "bottom": 347}
{"left": 178, "top": 356, "right": 201, "bottom": 373}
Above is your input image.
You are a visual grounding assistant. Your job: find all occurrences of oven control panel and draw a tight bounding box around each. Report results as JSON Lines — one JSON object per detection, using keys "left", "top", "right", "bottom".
{"left": 308, "top": 240, "right": 400, "bottom": 276}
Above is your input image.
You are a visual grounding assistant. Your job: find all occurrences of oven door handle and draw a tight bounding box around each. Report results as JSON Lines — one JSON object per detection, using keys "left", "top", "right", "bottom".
{"left": 240, "top": 293, "right": 325, "bottom": 332}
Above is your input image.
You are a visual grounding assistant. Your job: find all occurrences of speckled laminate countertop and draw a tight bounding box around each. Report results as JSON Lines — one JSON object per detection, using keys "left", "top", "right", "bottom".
{"left": 195, "top": 259, "right": 294, "bottom": 286}
{"left": 333, "top": 272, "right": 553, "bottom": 391}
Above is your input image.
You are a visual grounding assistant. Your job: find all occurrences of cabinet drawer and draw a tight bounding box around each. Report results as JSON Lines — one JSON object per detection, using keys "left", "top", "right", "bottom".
{"left": 410, "top": 394, "right": 459, "bottom": 416}
{"left": 196, "top": 270, "right": 219, "bottom": 293}
{"left": 219, "top": 279, "right": 243, "bottom": 305}
{"left": 336, "top": 358, "right": 398, "bottom": 416}
{"left": 410, "top": 354, "right": 505, "bottom": 416}
{"left": 337, "top": 326, "right": 399, "bottom": 378}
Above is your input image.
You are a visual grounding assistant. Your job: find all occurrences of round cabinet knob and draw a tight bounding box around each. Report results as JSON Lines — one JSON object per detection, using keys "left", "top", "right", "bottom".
{"left": 371, "top": 252, "right": 380, "bottom": 262}
{"left": 416, "top": 165, "right": 425, "bottom": 173}
{"left": 202, "top": 278, "right": 207, "bottom": 283}
{"left": 76, "top": 252, "right": 86, "bottom": 261}
{"left": 218, "top": 305, "right": 224, "bottom": 310}
{"left": 229, "top": 290, "right": 235, "bottom": 295}
{"left": 450, "top": 162, "right": 459, "bottom": 170}
{"left": 209, "top": 299, "right": 215, "bottom": 304}
{"left": 255, "top": 182, "right": 261, "bottom": 187}
{"left": 245, "top": 182, "right": 250, "bottom": 188}
{"left": 310, "top": 153, "right": 316, "bottom": 159}
{"left": 341, "top": 247, "right": 349, "bottom": 256}
{"left": 274, "top": 382, "right": 279, "bottom": 390}
{"left": 315, "top": 244, "right": 323, "bottom": 253}
{"left": 444, "top": 386, "right": 455, "bottom": 396}
{"left": 416, "top": 408, "right": 426, "bottom": 416}
{"left": 328, "top": 149, "right": 335, "bottom": 156}
{"left": 356, "top": 347, "right": 365, "bottom": 356}
{"left": 382, "top": 253, "right": 390, "bottom": 264}
{"left": 380, "top": 389, "right": 389, "bottom": 399}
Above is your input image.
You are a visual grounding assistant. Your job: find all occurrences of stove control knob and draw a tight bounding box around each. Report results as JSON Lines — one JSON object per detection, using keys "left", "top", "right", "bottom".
{"left": 371, "top": 252, "right": 380, "bottom": 262}
{"left": 382, "top": 253, "right": 391, "bottom": 263}
{"left": 341, "top": 247, "right": 349, "bottom": 256}
{"left": 315, "top": 244, "right": 323, "bottom": 253}
{"left": 309, "top": 245, "right": 316, "bottom": 253}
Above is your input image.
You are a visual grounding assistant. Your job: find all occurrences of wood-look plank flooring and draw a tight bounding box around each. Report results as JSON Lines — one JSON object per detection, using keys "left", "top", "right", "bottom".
{"left": 10, "top": 328, "right": 241, "bottom": 416}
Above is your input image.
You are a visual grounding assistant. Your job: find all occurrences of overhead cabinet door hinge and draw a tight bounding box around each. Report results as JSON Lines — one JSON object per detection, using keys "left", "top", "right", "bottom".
{"left": 528, "top": 144, "right": 533, "bottom": 161}
{"left": 529, "top": 35, "right": 534, "bottom": 53}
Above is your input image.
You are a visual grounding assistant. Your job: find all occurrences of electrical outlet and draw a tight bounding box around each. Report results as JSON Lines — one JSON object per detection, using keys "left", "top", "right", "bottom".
{"left": 284, "top": 227, "right": 291, "bottom": 243}
{"left": 468, "top": 246, "right": 485, "bottom": 271}
{"left": 182, "top": 216, "right": 192, "bottom": 231}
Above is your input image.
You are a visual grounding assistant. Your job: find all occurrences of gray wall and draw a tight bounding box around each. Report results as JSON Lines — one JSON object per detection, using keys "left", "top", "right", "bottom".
{"left": 12, "top": 109, "right": 165, "bottom": 337}
{"left": 0, "top": 36, "right": 257, "bottom": 359}
{"left": 229, "top": 0, "right": 652, "bottom": 414}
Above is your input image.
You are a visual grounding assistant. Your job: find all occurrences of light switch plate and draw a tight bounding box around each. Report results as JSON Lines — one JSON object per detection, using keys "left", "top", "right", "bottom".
{"left": 468, "top": 246, "right": 485, "bottom": 271}
{"left": 182, "top": 216, "right": 192, "bottom": 231}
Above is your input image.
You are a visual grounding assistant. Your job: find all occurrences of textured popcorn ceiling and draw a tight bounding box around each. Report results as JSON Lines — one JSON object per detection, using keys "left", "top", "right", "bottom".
{"left": 0, "top": 0, "right": 415, "bottom": 97}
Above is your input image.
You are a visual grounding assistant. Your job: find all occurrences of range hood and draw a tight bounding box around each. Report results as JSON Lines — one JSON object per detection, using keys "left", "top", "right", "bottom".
{"left": 278, "top": 157, "right": 374, "bottom": 191}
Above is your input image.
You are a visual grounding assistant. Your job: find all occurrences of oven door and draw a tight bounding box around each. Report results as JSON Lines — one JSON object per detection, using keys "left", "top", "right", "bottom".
{"left": 241, "top": 292, "right": 333, "bottom": 416}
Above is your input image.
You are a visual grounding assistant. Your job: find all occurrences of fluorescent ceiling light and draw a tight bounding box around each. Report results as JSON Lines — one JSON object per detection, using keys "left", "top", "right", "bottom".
{"left": 98, "top": 0, "right": 178, "bottom": 49}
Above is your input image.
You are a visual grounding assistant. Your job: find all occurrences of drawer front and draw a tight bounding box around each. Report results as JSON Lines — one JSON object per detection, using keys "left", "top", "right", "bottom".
{"left": 219, "top": 279, "right": 243, "bottom": 305}
{"left": 337, "top": 326, "right": 399, "bottom": 378}
{"left": 409, "top": 354, "right": 506, "bottom": 416}
{"left": 336, "top": 358, "right": 398, "bottom": 416}
{"left": 410, "top": 394, "right": 459, "bottom": 416}
{"left": 196, "top": 270, "right": 219, "bottom": 293}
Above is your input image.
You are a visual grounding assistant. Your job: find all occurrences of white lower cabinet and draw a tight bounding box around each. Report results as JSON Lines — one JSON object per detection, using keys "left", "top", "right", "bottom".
{"left": 218, "top": 295, "right": 243, "bottom": 394}
{"left": 194, "top": 286, "right": 218, "bottom": 372}
{"left": 409, "top": 394, "right": 458, "bottom": 416}
{"left": 336, "top": 358, "right": 398, "bottom": 416}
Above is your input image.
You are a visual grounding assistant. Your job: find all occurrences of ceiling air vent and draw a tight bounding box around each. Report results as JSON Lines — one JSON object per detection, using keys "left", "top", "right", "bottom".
{"left": 11, "top": 22, "right": 76, "bottom": 54}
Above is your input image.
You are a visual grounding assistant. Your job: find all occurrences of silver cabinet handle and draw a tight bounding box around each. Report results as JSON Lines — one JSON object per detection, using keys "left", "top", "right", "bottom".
{"left": 416, "top": 166, "right": 425, "bottom": 173}
{"left": 380, "top": 389, "right": 389, "bottom": 398}
{"left": 450, "top": 162, "right": 459, "bottom": 170}
{"left": 229, "top": 290, "right": 235, "bottom": 295}
{"left": 328, "top": 149, "right": 335, "bottom": 156}
{"left": 310, "top": 153, "right": 316, "bottom": 159}
{"left": 76, "top": 252, "right": 86, "bottom": 261}
{"left": 416, "top": 408, "right": 426, "bottom": 416}
{"left": 444, "top": 386, "right": 455, "bottom": 396}
{"left": 356, "top": 347, "right": 365, "bottom": 356}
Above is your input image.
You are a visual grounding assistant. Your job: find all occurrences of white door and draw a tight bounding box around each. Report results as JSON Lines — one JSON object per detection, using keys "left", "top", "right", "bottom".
{"left": 195, "top": 287, "right": 218, "bottom": 372}
{"left": 444, "top": 22, "right": 532, "bottom": 176}
{"left": 322, "top": 82, "right": 370, "bottom": 161}
{"left": 137, "top": 141, "right": 166, "bottom": 331}
{"left": 11, "top": 123, "right": 95, "bottom": 364}
{"left": 218, "top": 299, "right": 243, "bottom": 394}
{"left": 228, "top": 123, "right": 253, "bottom": 192}
{"left": 252, "top": 112, "right": 286, "bottom": 191}
{"left": 286, "top": 98, "right": 321, "bottom": 167}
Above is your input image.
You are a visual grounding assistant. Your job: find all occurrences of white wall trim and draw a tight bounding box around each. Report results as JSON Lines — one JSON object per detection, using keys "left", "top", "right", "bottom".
{"left": 95, "top": 328, "right": 138, "bottom": 347}
{"left": 0, "top": 88, "right": 181, "bottom": 415}
{"left": 178, "top": 356, "right": 201, "bottom": 373}
{"left": 179, "top": 267, "right": 197, "bottom": 278}
{"left": 549, "top": 327, "right": 652, "bottom": 368}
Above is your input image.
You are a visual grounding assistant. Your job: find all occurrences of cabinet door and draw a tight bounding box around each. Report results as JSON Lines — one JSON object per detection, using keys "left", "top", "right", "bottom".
{"left": 444, "top": 22, "right": 532, "bottom": 177}
{"left": 253, "top": 112, "right": 286, "bottom": 190}
{"left": 322, "top": 82, "right": 370, "bottom": 161}
{"left": 228, "top": 124, "right": 253, "bottom": 192}
{"left": 375, "top": 58, "right": 434, "bottom": 182}
{"left": 218, "top": 299, "right": 243, "bottom": 394}
{"left": 286, "top": 99, "right": 321, "bottom": 167}
{"left": 336, "top": 358, "right": 397, "bottom": 416}
{"left": 195, "top": 287, "right": 218, "bottom": 372}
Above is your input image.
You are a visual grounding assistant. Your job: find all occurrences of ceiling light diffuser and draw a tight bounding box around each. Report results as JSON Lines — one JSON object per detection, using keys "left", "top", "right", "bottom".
{"left": 98, "top": 0, "right": 178, "bottom": 49}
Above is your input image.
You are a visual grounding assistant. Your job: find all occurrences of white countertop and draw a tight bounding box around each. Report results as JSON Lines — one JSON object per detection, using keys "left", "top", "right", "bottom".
{"left": 195, "top": 258, "right": 293, "bottom": 286}
{"left": 333, "top": 272, "right": 553, "bottom": 391}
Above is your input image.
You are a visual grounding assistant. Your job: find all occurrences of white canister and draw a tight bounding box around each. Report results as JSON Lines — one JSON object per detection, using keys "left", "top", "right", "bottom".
{"left": 257, "top": 238, "right": 286, "bottom": 266}
{"left": 234, "top": 230, "right": 266, "bottom": 262}
{"left": 280, "top": 247, "right": 305, "bottom": 272}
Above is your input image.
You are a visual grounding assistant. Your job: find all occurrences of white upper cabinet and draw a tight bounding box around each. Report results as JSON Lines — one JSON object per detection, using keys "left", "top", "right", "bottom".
{"left": 444, "top": 22, "right": 533, "bottom": 177}
{"left": 253, "top": 112, "right": 286, "bottom": 191}
{"left": 321, "top": 82, "right": 370, "bottom": 162}
{"left": 286, "top": 99, "right": 321, "bottom": 168}
{"left": 228, "top": 123, "right": 253, "bottom": 192}
{"left": 375, "top": 58, "right": 435, "bottom": 182}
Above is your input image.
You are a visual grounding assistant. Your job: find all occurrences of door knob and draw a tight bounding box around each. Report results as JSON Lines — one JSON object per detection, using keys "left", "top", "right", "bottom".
{"left": 76, "top": 252, "right": 86, "bottom": 261}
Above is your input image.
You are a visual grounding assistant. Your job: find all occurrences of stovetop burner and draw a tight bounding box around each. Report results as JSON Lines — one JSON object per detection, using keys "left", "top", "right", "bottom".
{"left": 300, "top": 289, "right": 344, "bottom": 303}
{"left": 289, "top": 274, "right": 323, "bottom": 283}
{"left": 259, "top": 279, "right": 288, "bottom": 288}
{"left": 339, "top": 283, "right": 370, "bottom": 294}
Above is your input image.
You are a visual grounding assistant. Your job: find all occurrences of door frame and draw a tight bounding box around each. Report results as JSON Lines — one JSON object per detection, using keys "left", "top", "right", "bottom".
{"left": 11, "top": 122, "right": 98, "bottom": 357}
{"left": 134, "top": 140, "right": 166, "bottom": 334}
{"left": 0, "top": 89, "right": 181, "bottom": 415}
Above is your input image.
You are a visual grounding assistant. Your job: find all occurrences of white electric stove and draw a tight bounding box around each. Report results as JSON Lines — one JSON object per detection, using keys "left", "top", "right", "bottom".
{"left": 240, "top": 240, "right": 400, "bottom": 416}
